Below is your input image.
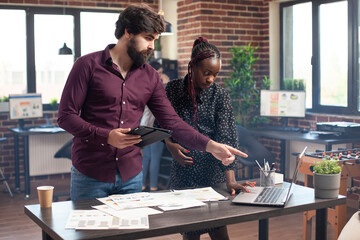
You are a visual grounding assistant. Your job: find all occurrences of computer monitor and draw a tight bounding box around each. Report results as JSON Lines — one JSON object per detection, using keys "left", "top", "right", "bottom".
{"left": 260, "top": 90, "right": 306, "bottom": 123}
{"left": 9, "top": 93, "right": 43, "bottom": 121}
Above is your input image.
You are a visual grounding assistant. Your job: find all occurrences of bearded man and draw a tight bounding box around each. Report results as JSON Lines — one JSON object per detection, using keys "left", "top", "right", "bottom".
{"left": 58, "top": 4, "right": 246, "bottom": 200}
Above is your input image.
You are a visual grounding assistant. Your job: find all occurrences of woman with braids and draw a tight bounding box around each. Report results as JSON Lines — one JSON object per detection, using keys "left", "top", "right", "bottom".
{"left": 164, "top": 37, "right": 255, "bottom": 240}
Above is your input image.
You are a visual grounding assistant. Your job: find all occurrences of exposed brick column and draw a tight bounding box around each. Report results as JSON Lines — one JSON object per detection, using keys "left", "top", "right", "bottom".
{"left": 177, "top": 0, "right": 270, "bottom": 85}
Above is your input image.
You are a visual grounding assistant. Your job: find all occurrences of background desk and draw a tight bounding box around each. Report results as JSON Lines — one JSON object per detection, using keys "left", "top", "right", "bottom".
{"left": 10, "top": 126, "right": 68, "bottom": 199}
{"left": 250, "top": 129, "right": 360, "bottom": 176}
{"left": 24, "top": 184, "right": 346, "bottom": 240}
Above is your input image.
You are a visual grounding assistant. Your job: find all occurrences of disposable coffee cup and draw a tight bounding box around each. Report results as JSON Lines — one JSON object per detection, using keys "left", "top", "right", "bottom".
{"left": 260, "top": 169, "right": 276, "bottom": 187}
{"left": 37, "top": 186, "right": 54, "bottom": 208}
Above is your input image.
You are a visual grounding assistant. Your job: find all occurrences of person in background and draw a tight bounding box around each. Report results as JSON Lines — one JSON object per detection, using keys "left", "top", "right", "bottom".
{"left": 149, "top": 60, "right": 170, "bottom": 85}
{"left": 57, "top": 4, "right": 248, "bottom": 201}
{"left": 141, "top": 61, "right": 169, "bottom": 191}
{"left": 164, "top": 37, "right": 255, "bottom": 240}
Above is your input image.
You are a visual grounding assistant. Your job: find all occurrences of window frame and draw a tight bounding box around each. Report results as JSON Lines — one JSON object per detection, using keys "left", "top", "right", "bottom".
{"left": 280, "top": 0, "right": 359, "bottom": 115}
{"left": 0, "top": 5, "right": 119, "bottom": 110}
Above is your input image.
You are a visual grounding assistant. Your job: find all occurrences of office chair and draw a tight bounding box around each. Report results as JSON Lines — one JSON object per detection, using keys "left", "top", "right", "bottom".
{"left": 53, "top": 138, "right": 72, "bottom": 201}
{"left": 54, "top": 138, "right": 72, "bottom": 159}
{"left": 236, "top": 125, "right": 275, "bottom": 179}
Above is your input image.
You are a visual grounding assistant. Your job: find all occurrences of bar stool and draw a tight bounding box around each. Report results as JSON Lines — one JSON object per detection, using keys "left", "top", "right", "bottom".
{"left": 0, "top": 137, "right": 13, "bottom": 197}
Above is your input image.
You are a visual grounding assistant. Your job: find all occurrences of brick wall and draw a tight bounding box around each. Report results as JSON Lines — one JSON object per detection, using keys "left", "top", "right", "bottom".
{"left": 176, "top": 0, "right": 269, "bottom": 84}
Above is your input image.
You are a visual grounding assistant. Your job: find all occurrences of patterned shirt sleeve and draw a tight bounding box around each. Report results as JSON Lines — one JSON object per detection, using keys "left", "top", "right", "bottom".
{"left": 213, "top": 86, "right": 239, "bottom": 171}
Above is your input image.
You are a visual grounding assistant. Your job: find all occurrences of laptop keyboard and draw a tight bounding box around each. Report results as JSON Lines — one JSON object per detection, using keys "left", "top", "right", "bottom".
{"left": 254, "top": 187, "right": 284, "bottom": 203}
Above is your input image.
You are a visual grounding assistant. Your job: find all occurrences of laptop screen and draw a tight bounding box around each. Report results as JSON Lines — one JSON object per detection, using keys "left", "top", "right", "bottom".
{"left": 292, "top": 146, "right": 308, "bottom": 184}
{"left": 284, "top": 146, "right": 308, "bottom": 201}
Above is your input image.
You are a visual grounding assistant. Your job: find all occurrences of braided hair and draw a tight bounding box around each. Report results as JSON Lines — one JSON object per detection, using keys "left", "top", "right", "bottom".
{"left": 187, "top": 37, "right": 221, "bottom": 127}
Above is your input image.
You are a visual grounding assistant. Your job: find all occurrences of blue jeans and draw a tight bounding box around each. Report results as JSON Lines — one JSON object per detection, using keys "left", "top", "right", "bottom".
{"left": 70, "top": 166, "right": 143, "bottom": 201}
{"left": 142, "top": 141, "right": 164, "bottom": 188}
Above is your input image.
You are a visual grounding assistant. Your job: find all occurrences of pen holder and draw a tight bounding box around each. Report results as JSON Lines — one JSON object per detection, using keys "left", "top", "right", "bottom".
{"left": 260, "top": 169, "right": 276, "bottom": 187}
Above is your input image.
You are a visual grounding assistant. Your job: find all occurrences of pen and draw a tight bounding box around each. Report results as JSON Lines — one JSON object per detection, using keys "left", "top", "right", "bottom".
{"left": 255, "top": 160, "right": 267, "bottom": 176}
{"left": 265, "top": 161, "right": 270, "bottom": 171}
{"left": 264, "top": 159, "right": 266, "bottom": 170}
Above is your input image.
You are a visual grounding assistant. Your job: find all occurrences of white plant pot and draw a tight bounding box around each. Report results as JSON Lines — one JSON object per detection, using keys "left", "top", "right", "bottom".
{"left": 313, "top": 172, "right": 341, "bottom": 199}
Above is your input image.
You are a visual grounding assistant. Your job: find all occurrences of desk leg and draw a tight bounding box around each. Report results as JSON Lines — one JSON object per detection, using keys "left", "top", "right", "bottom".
{"left": 259, "top": 218, "right": 269, "bottom": 240}
{"left": 280, "top": 140, "right": 286, "bottom": 175}
{"left": 316, "top": 208, "right": 327, "bottom": 240}
{"left": 24, "top": 136, "right": 30, "bottom": 199}
{"left": 14, "top": 135, "right": 20, "bottom": 192}
{"left": 42, "top": 230, "right": 54, "bottom": 240}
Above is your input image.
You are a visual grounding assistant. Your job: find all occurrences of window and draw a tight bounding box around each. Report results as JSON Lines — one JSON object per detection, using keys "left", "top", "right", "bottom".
{"left": 80, "top": 12, "right": 119, "bottom": 55}
{"left": 281, "top": 2, "right": 312, "bottom": 108}
{"left": 281, "top": 0, "right": 359, "bottom": 115}
{"left": 0, "top": 6, "right": 119, "bottom": 105}
{"left": 35, "top": 14, "right": 74, "bottom": 103}
{"left": 0, "top": 9, "right": 26, "bottom": 97}
{"left": 319, "top": 1, "right": 348, "bottom": 107}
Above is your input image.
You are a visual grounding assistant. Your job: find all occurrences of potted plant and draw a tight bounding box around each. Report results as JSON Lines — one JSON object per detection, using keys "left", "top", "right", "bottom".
{"left": 224, "top": 43, "right": 270, "bottom": 128}
{"left": 49, "top": 98, "right": 58, "bottom": 110}
{"left": 0, "top": 96, "right": 9, "bottom": 112}
{"left": 283, "top": 78, "right": 306, "bottom": 90}
{"left": 312, "top": 158, "right": 342, "bottom": 199}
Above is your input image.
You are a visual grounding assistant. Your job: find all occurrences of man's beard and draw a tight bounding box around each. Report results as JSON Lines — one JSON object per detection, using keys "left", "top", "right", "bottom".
{"left": 127, "top": 38, "right": 153, "bottom": 68}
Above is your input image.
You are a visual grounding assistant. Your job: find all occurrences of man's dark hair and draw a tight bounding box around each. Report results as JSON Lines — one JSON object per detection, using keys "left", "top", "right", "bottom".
{"left": 115, "top": 4, "right": 165, "bottom": 39}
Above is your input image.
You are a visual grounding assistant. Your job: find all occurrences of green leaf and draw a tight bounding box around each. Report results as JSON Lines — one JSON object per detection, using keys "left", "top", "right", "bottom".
{"left": 312, "top": 159, "right": 342, "bottom": 174}
{"left": 225, "top": 44, "right": 270, "bottom": 127}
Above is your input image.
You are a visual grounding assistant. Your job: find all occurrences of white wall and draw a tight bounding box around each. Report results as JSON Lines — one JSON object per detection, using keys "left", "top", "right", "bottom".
{"left": 161, "top": 0, "right": 177, "bottom": 60}
{"left": 269, "top": 1, "right": 280, "bottom": 90}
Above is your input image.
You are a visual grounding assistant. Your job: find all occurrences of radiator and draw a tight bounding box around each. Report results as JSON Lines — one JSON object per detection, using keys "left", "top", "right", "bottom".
{"left": 29, "top": 133, "right": 73, "bottom": 176}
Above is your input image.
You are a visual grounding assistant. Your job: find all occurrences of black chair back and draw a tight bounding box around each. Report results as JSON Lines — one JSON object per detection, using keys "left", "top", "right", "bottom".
{"left": 54, "top": 138, "right": 72, "bottom": 160}
{"left": 236, "top": 125, "right": 275, "bottom": 167}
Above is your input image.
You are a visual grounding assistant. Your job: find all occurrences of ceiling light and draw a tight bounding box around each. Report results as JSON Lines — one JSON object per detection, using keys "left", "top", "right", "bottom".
{"left": 59, "top": 43, "right": 73, "bottom": 55}
{"left": 58, "top": 3, "right": 73, "bottom": 55}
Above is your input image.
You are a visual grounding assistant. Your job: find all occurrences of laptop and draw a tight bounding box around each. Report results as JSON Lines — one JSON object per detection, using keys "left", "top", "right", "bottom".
{"left": 232, "top": 146, "right": 307, "bottom": 207}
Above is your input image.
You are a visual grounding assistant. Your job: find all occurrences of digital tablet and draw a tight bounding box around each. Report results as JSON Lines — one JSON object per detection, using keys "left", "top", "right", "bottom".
{"left": 127, "top": 126, "right": 172, "bottom": 147}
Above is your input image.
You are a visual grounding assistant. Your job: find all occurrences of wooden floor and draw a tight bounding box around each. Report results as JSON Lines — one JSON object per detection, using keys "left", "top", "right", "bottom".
{"left": 0, "top": 175, "right": 356, "bottom": 240}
